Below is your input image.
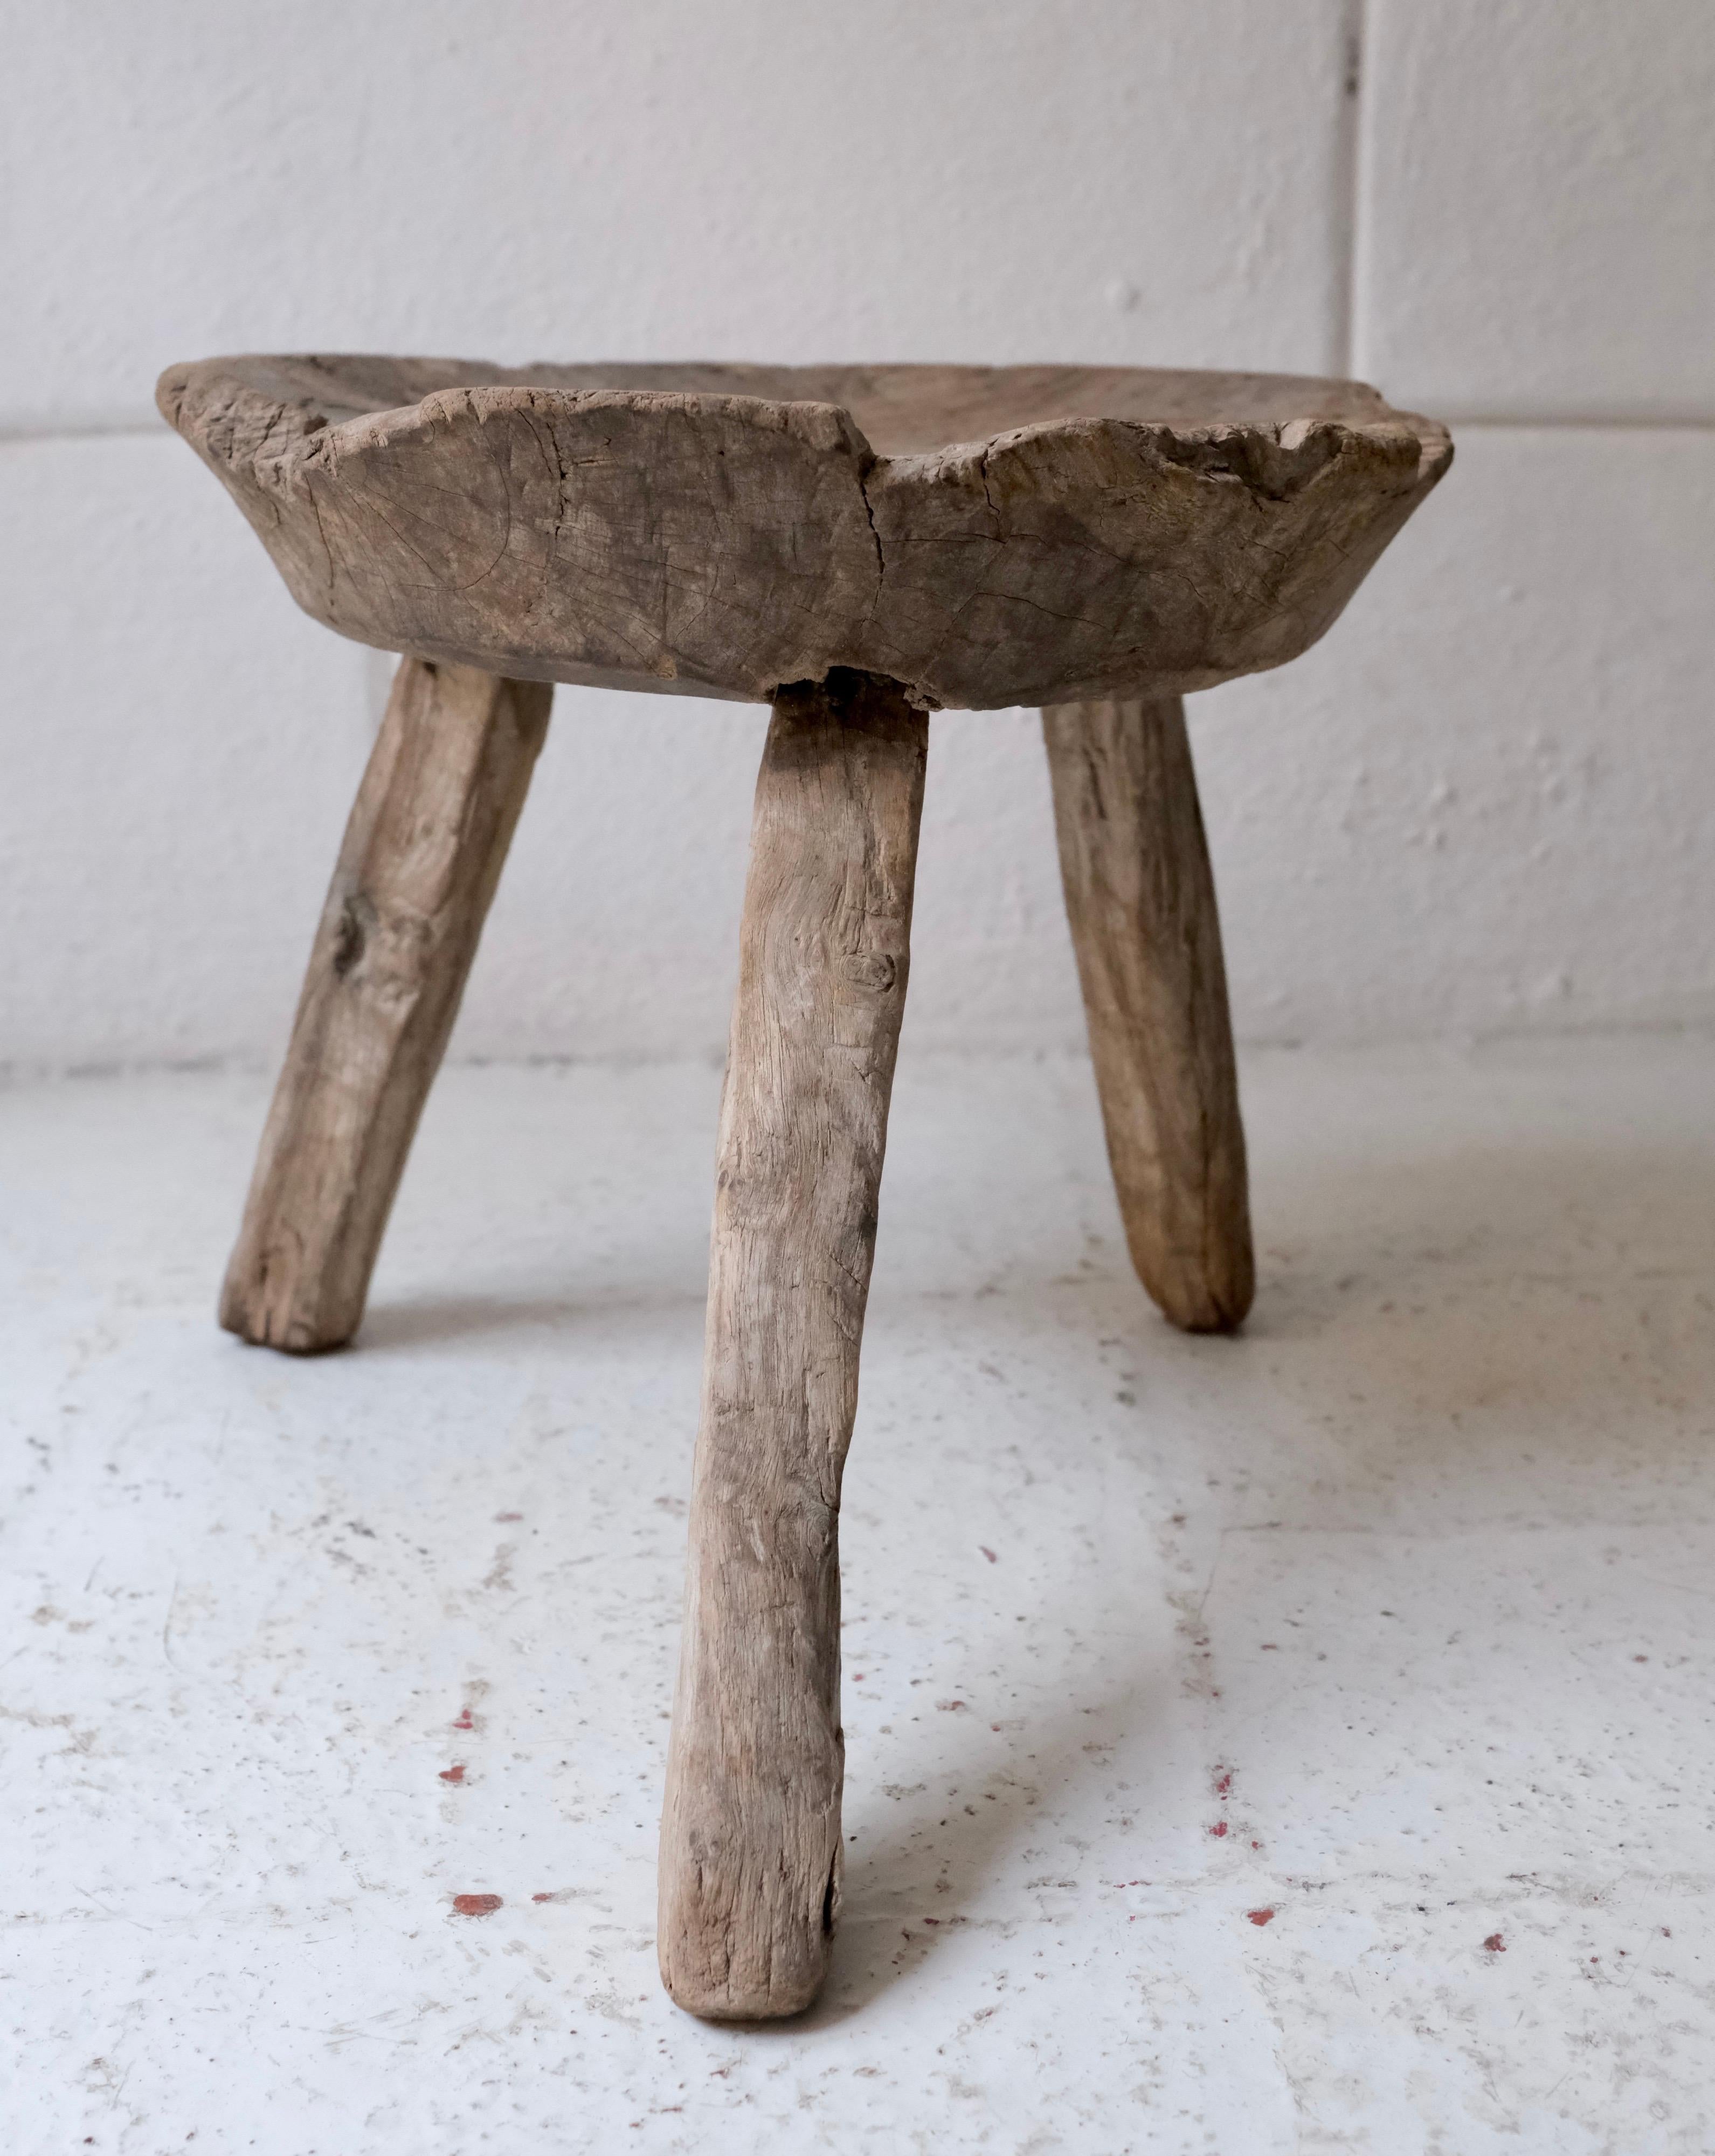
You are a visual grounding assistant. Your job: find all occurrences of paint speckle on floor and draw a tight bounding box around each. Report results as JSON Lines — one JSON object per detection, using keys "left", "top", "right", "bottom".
{"left": 5, "top": 1042, "right": 1713, "bottom": 2152}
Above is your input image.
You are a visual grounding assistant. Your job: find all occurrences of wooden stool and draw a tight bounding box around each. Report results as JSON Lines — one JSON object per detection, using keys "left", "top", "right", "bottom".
{"left": 159, "top": 355, "right": 1450, "bottom": 2019}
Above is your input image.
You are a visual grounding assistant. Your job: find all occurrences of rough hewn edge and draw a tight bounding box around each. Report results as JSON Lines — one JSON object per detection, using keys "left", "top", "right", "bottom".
{"left": 156, "top": 358, "right": 1453, "bottom": 711}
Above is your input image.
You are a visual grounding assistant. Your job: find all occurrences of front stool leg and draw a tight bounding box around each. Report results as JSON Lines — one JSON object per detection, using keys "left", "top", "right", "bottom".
{"left": 1042, "top": 695, "right": 1254, "bottom": 1333}
{"left": 221, "top": 657, "right": 551, "bottom": 1353}
{"left": 659, "top": 670, "right": 928, "bottom": 2020}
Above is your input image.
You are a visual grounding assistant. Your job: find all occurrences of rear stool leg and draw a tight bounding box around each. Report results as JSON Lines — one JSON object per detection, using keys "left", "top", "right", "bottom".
{"left": 221, "top": 657, "right": 550, "bottom": 1353}
{"left": 659, "top": 671, "right": 928, "bottom": 2020}
{"left": 1042, "top": 694, "right": 1254, "bottom": 1333}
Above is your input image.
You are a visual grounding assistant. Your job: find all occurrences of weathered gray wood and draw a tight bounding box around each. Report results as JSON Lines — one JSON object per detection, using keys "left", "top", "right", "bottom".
{"left": 156, "top": 347, "right": 1456, "bottom": 2024}
{"left": 220, "top": 657, "right": 550, "bottom": 1353}
{"left": 158, "top": 356, "right": 1451, "bottom": 714}
{"left": 1043, "top": 695, "right": 1254, "bottom": 1333}
{"left": 659, "top": 671, "right": 928, "bottom": 2021}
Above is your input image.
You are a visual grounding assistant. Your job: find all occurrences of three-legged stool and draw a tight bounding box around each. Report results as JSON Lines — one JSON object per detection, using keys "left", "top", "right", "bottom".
{"left": 160, "top": 355, "right": 1450, "bottom": 2017}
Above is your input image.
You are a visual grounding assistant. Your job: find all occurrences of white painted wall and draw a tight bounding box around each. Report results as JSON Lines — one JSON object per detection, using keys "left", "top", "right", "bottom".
{"left": 2, "top": 0, "right": 1711, "bottom": 1068}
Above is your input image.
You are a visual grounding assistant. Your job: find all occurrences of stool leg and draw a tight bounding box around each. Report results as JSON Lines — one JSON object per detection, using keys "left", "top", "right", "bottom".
{"left": 659, "top": 671, "right": 927, "bottom": 2021}
{"left": 220, "top": 657, "right": 551, "bottom": 1353}
{"left": 1042, "top": 695, "right": 1254, "bottom": 1333}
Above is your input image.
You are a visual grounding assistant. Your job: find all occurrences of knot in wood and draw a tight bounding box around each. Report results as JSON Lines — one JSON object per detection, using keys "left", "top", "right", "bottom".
{"left": 840, "top": 950, "right": 897, "bottom": 996}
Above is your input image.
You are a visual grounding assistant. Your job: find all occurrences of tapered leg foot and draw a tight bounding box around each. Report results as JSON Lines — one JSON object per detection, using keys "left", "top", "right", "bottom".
{"left": 1042, "top": 694, "right": 1254, "bottom": 1333}
{"left": 659, "top": 671, "right": 928, "bottom": 2021}
{"left": 220, "top": 657, "right": 550, "bottom": 1353}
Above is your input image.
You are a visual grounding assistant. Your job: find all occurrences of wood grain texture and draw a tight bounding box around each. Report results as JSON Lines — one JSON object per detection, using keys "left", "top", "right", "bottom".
{"left": 1043, "top": 695, "right": 1253, "bottom": 1333}
{"left": 158, "top": 356, "right": 1451, "bottom": 713}
{"left": 659, "top": 671, "right": 928, "bottom": 2021}
{"left": 220, "top": 657, "right": 550, "bottom": 1353}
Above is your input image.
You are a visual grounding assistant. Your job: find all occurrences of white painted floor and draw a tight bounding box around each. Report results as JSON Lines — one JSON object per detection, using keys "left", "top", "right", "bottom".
{"left": 4, "top": 1038, "right": 1712, "bottom": 2154}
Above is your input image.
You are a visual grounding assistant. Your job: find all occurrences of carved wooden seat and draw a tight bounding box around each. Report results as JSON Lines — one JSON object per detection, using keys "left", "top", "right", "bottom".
{"left": 159, "top": 354, "right": 1450, "bottom": 2021}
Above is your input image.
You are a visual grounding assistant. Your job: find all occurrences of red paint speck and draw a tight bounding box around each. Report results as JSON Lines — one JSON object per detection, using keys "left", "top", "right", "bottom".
{"left": 453, "top": 1894, "right": 502, "bottom": 1917}
{"left": 936, "top": 1699, "right": 969, "bottom": 1712}
{"left": 1633, "top": 1654, "right": 1648, "bottom": 1663}
{"left": 853, "top": 1673, "right": 865, "bottom": 1681}
{"left": 439, "top": 1764, "right": 466, "bottom": 1784}
{"left": 1246, "top": 1908, "right": 1275, "bottom": 1927}
{"left": 980, "top": 1546, "right": 998, "bottom": 1564}
{"left": 495, "top": 1511, "right": 524, "bottom": 1523}
{"left": 532, "top": 1892, "right": 555, "bottom": 1903}
{"left": 1213, "top": 1769, "right": 1233, "bottom": 1798}
{"left": 452, "top": 1709, "right": 475, "bottom": 1730}
{"left": 1483, "top": 1932, "right": 1505, "bottom": 1953}
{"left": 1260, "top": 1642, "right": 1279, "bottom": 1651}
{"left": 1209, "top": 1822, "right": 1228, "bottom": 1838}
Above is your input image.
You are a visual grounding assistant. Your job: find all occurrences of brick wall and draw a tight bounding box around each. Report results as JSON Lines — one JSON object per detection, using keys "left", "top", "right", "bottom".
{"left": 2, "top": 0, "right": 1710, "bottom": 1065}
